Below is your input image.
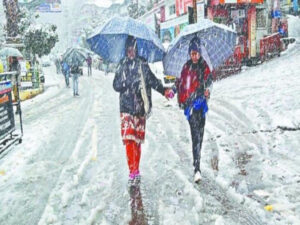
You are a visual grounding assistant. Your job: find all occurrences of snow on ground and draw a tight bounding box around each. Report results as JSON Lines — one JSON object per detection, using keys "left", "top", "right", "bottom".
{"left": 287, "top": 15, "right": 300, "bottom": 40}
{"left": 0, "top": 21, "right": 300, "bottom": 224}
{"left": 207, "top": 41, "right": 300, "bottom": 224}
{"left": 151, "top": 39, "right": 300, "bottom": 225}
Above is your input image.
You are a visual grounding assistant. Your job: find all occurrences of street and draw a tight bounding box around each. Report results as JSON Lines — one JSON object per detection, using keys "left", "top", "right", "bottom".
{"left": 0, "top": 42, "right": 300, "bottom": 225}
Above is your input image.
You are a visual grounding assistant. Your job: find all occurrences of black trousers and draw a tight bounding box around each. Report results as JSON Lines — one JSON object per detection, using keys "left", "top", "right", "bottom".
{"left": 188, "top": 109, "right": 206, "bottom": 173}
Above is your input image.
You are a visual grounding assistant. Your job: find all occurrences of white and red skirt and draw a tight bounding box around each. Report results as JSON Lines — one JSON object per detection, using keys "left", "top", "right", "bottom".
{"left": 120, "top": 113, "right": 146, "bottom": 144}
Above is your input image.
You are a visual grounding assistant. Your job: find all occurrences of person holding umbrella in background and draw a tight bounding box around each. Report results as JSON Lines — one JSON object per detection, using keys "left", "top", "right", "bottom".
{"left": 113, "top": 36, "right": 174, "bottom": 180}
{"left": 62, "top": 47, "right": 89, "bottom": 97}
{"left": 70, "top": 64, "right": 80, "bottom": 97}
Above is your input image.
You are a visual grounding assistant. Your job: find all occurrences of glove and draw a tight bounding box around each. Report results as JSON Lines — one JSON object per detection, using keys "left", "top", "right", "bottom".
{"left": 164, "top": 88, "right": 175, "bottom": 99}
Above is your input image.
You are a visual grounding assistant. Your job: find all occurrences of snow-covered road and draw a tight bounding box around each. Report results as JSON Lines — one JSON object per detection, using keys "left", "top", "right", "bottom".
{"left": 0, "top": 41, "right": 299, "bottom": 225}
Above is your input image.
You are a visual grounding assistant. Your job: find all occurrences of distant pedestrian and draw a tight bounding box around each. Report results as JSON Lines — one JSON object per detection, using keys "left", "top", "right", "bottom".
{"left": 98, "top": 57, "right": 103, "bottom": 71}
{"left": 55, "top": 57, "right": 61, "bottom": 74}
{"left": 9, "top": 57, "right": 21, "bottom": 114}
{"left": 9, "top": 57, "right": 21, "bottom": 101}
{"left": 70, "top": 65, "right": 80, "bottom": 96}
{"left": 62, "top": 61, "right": 70, "bottom": 87}
{"left": 113, "top": 36, "right": 174, "bottom": 180}
{"left": 174, "top": 37, "right": 213, "bottom": 183}
{"left": 86, "top": 54, "right": 92, "bottom": 76}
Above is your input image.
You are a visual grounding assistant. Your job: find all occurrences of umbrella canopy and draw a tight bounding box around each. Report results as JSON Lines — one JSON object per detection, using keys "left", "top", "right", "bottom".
{"left": 62, "top": 47, "right": 89, "bottom": 66}
{"left": 163, "top": 19, "right": 237, "bottom": 77}
{"left": 87, "top": 16, "right": 165, "bottom": 63}
{"left": 0, "top": 47, "right": 23, "bottom": 57}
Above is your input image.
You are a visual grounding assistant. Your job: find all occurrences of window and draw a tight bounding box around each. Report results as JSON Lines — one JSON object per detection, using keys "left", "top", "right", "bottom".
{"left": 169, "top": 5, "right": 175, "bottom": 16}
{"left": 256, "top": 9, "right": 266, "bottom": 28}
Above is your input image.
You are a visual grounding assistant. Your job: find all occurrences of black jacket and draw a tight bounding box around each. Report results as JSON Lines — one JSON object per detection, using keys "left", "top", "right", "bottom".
{"left": 113, "top": 57, "right": 165, "bottom": 116}
{"left": 71, "top": 65, "right": 80, "bottom": 74}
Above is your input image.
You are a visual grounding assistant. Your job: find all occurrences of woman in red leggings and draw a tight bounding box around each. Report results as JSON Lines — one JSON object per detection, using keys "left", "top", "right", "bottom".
{"left": 113, "top": 36, "right": 174, "bottom": 180}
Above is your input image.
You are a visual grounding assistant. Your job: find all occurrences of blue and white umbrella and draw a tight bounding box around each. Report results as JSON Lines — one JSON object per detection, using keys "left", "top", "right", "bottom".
{"left": 87, "top": 16, "right": 165, "bottom": 63}
{"left": 62, "top": 47, "right": 89, "bottom": 66}
{"left": 163, "top": 19, "right": 237, "bottom": 77}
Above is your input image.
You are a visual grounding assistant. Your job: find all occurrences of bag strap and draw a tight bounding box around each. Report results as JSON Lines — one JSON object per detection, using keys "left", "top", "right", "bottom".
{"left": 138, "top": 60, "right": 150, "bottom": 118}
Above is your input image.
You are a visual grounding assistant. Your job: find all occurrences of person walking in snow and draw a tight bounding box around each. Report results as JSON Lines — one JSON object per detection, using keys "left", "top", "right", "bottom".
{"left": 70, "top": 65, "right": 80, "bottom": 96}
{"left": 113, "top": 36, "right": 174, "bottom": 180}
{"left": 9, "top": 57, "right": 21, "bottom": 104}
{"left": 62, "top": 61, "right": 70, "bottom": 87}
{"left": 86, "top": 54, "right": 92, "bottom": 76}
{"left": 55, "top": 57, "right": 61, "bottom": 74}
{"left": 175, "top": 37, "right": 213, "bottom": 183}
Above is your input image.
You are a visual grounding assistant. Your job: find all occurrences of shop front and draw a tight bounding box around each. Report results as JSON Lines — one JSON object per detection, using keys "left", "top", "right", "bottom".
{"left": 160, "top": 14, "right": 189, "bottom": 43}
{"left": 207, "top": 0, "right": 273, "bottom": 66}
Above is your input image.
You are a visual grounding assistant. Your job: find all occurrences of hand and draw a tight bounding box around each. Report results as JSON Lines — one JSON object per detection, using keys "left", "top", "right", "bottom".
{"left": 204, "top": 89, "right": 210, "bottom": 99}
{"left": 164, "top": 88, "right": 175, "bottom": 100}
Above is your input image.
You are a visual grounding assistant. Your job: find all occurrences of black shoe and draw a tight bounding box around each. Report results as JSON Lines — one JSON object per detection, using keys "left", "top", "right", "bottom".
{"left": 76, "top": 93, "right": 79, "bottom": 96}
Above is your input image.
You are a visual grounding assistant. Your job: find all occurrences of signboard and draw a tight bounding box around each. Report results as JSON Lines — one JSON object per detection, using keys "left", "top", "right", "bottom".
{"left": 160, "top": 14, "right": 189, "bottom": 42}
{"left": 37, "top": 0, "right": 62, "bottom": 13}
{"left": 20, "top": 81, "right": 33, "bottom": 89}
{"left": 0, "top": 81, "right": 15, "bottom": 139}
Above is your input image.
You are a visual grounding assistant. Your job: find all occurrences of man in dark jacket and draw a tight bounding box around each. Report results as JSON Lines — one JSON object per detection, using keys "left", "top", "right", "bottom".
{"left": 113, "top": 36, "right": 174, "bottom": 180}
{"left": 175, "top": 37, "right": 212, "bottom": 183}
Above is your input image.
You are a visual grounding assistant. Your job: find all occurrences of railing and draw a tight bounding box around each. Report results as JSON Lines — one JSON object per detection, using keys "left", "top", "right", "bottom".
{"left": 0, "top": 71, "right": 23, "bottom": 154}
{"left": 214, "top": 46, "right": 243, "bottom": 80}
{"left": 260, "top": 33, "right": 281, "bottom": 62}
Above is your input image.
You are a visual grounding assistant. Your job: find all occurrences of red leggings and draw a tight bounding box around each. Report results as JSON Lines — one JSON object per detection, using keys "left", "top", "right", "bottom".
{"left": 124, "top": 140, "right": 141, "bottom": 174}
